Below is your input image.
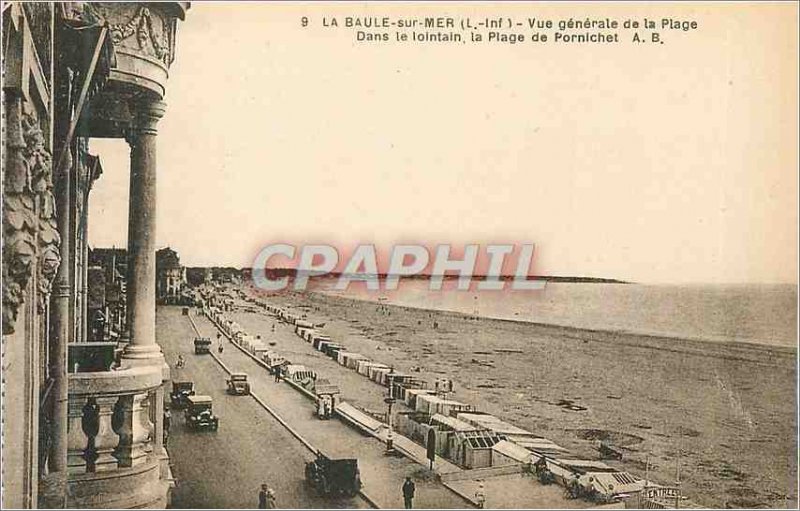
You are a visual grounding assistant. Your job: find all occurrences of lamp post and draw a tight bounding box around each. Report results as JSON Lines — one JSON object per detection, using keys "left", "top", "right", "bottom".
{"left": 384, "top": 395, "right": 396, "bottom": 454}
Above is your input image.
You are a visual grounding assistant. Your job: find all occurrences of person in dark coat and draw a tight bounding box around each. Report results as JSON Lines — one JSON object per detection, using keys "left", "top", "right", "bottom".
{"left": 258, "top": 484, "right": 268, "bottom": 509}
{"left": 402, "top": 476, "right": 416, "bottom": 509}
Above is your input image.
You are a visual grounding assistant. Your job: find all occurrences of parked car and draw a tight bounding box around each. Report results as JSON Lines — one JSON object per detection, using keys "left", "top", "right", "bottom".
{"left": 194, "top": 337, "right": 212, "bottom": 354}
{"left": 170, "top": 380, "right": 195, "bottom": 408}
{"left": 226, "top": 372, "right": 250, "bottom": 395}
{"left": 305, "top": 451, "right": 361, "bottom": 497}
{"left": 184, "top": 395, "right": 219, "bottom": 431}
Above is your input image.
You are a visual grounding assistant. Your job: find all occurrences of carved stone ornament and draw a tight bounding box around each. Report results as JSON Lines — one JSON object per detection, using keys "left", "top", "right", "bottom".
{"left": 2, "top": 97, "right": 62, "bottom": 334}
{"left": 85, "top": 4, "right": 173, "bottom": 65}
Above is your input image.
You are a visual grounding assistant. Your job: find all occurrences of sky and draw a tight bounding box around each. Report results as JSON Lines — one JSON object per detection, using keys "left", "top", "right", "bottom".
{"left": 88, "top": 2, "right": 798, "bottom": 284}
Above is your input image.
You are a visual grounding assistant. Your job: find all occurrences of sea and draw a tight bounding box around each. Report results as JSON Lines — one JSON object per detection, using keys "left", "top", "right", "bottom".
{"left": 318, "top": 281, "right": 798, "bottom": 348}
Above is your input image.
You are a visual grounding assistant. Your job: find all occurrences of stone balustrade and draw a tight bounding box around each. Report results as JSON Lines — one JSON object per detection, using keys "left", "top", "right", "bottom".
{"left": 66, "top": 365, "right": 170, "bottom": 508}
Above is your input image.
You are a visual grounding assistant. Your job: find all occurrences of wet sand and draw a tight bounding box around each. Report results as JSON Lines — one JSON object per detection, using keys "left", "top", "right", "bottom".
{"left": 248, "top": 286, "right": 797, "bottom": 509}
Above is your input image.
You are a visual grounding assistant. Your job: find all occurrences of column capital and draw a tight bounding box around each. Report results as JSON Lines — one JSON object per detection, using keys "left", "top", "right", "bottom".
{"left": 128, "top": 98, "right": 167, "bottom": 140}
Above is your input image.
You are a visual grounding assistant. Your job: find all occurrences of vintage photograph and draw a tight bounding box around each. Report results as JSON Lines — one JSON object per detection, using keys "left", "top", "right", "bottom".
{"left": 1, "top": 1, "right": 797, "bottom": 509}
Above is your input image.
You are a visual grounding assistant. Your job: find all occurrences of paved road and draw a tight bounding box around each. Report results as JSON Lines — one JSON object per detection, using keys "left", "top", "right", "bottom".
{"left": 167, "top": 305, "right": 466, "bottom": 509}
{"left": 160, "top": 306, "right": 465, "bottom": 509}
{"left": 158, "top": 307, "right": 368, "bottom": 509}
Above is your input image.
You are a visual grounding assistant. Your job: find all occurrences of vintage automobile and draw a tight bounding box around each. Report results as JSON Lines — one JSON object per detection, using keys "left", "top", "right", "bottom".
{"left": 305, "top": 452, "right": 361, "bottom": 497}
{"left": 184, "top": 395, "right": 219, "bottom": 431}
{"left": 194, "top": 337, "right": 212, "bottom": 354}
{"left": 226, "top": 372, "right": 251, "bottom": 395}
{"left": 170, "top": 380, "right": 196, "bottom": 408}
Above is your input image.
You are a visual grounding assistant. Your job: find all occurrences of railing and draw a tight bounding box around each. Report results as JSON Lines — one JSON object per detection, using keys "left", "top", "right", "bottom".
{"left": 67, "top": 366, "right": 162, "bottom": 473}
{"left": 66, "top": 365, "right": 170, "bottom": 508}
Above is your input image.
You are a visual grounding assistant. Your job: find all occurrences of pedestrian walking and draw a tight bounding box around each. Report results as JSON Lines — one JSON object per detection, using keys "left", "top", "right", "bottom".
{"left": 402, "top": 476, "right": 416, "bottom": 509}
{"left": 163, "top": 409, "right": 171, "bottom": 444}
{"left": 274, "top": 366, "right": 282, "bottom": 382}
{"left": 175, "top": 355, "right": 185, "bottom": 369}
{"left": 258, "top": 484, "right": 268, "bottom": 509}
{"left": 218, "top": 342, "right": 224, "bottom": 354}
{"left": 475, "top": 480, "right": 486, "bottom": 509}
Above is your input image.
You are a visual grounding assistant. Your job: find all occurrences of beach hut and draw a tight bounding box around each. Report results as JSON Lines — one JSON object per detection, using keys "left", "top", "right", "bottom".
{"left": 360, "top": 362, "right": 389, "bottom": 378}
{"left": 541, "top": 458, "right": 620, "bottom": 486}
{"left": 415, "top": 394, "right": 443, "bottom": 414}
{"left": 355, "top": 359, "right": 377, "bottom": 376}
{"left": 430, "top": 414, "right": 480, "bottom": 457}
{"left": 449, "top": 430, "right": 504, "bottom": 469}
{"left": 249, "top": 342, "right": 268, "bottom": 357}
{"left": 392, "top": 379, "right": 429, "bottom": 401}
{"left": 416, "top": 395, "right": 470, "bottom": 416}
{"left": 578, "top": 471, "right": 646, "bottom": 500}
{"left": 262, "top": 351, "right": 286, "bottom": 370}
{"left": 251, "top": 344, "right": 270, "bottom": 359}
{"left": 323, "top": 343, "right": 343, "bottom": 358}
{"left": 395, "top": 412, "right": 434, "bottom": 445}
{"left": 312, "top": 335, "right": 332, "bottom": 350}
{"left": 507, "top": 436, "right": 568, "bottom": 456}
{"left": 295, "top": 320, "right": 314, "bottom": 331}
{"left": 369, "top": 366, "right": 391, "bottom": 384}
{"left": 368, "top": 363, "right": 389, "bottom": 378}
{"left": 385, "top": 372, "right": 411, "bottom": 388}
{"left": 285, "top": 364, "right": 316, "bottom": 383}
{"left": 437, "top": 400, "right": 471, "bottom": 417}
{"left": 340, "top": 352, "right": 367, "bottom": 368}
{"left": 491, "top": 439, "right": 534, "bottom": 467}
{"left": 455, "top": 412, "right": 536, "bottom": 438}
{"left": 403, "top": 388, "right": 435, "bottom": 408}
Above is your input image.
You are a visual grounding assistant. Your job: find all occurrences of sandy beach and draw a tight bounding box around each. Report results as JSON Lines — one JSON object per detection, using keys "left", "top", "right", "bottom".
{"left": 247, "top": 285, "right": 797, "bottom": 509}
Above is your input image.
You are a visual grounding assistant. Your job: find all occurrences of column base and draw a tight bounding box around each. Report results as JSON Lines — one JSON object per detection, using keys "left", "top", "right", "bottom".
{"left": 120, "top": 345, "right": 164, "bottom": 369}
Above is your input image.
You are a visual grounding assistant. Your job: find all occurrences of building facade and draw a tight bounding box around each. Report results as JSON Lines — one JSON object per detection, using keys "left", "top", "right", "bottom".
{"left": 88, "top": 247, "right": 128, "bottom": 341}
{"left": 2, "top": 2, "right": 189, "bottom": 507}
{"left": 156, "top": 247, "right": 186, "bottom": 304}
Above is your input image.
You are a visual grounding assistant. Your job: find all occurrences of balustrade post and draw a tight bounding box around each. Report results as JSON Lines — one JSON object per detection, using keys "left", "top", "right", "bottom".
{"left": 67, "top": 397, "right": 89, "bottom": 474}
{"left": 113, "top": 393, "right": 149, "bottom": 467}
{"left": 140, "top": 393, "right": 154, "bottom": 454}
{"left": 93, "top": 396, "right": 120, "bottom": 472}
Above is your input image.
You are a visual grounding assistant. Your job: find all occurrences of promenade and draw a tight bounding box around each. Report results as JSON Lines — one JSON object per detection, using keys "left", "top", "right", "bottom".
{"left": 200, "top": 299, "right": 593, "bottom": 509}
{"left": 159, "top": 306, "right": 466, "bottom": 509}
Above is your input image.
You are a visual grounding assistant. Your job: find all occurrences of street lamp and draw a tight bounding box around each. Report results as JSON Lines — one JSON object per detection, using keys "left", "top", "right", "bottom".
{"left": 384, "top": 395, "right": 396, "bottom": 454}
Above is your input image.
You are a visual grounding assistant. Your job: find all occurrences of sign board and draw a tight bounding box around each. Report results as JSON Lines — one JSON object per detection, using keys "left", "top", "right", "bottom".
{"left": 642, "top": 487, "right": 681, "bottom": 500}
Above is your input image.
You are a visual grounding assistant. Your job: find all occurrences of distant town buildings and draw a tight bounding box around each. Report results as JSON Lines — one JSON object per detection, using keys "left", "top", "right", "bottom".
{"left": 156, "top": 247, "right": 187, "bottom": 304}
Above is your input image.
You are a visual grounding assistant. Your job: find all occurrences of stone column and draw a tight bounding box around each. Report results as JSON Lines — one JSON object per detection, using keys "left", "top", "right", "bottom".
{"left": 122, "top": 97, "right": 166, "bottom": 366}
{"left": 82, "top": 226, "right": 89, "bottom": 340}
{"left": 49, "top": 140, "right": 72, "bottom": 484}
